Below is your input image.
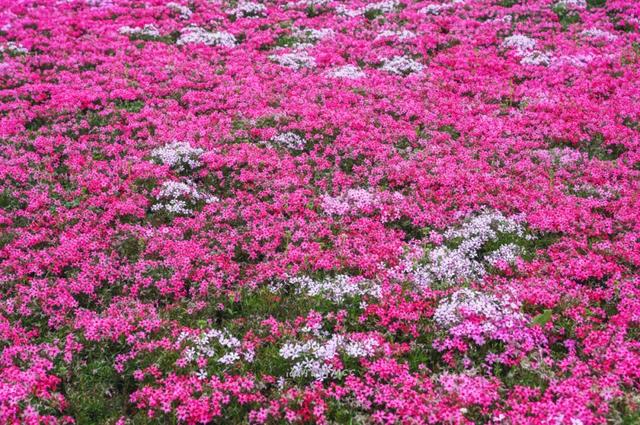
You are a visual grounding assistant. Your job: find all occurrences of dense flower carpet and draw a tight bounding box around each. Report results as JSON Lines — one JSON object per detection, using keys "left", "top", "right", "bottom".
{"left": 0, "top": 0, "right": 639, "bottom": 423}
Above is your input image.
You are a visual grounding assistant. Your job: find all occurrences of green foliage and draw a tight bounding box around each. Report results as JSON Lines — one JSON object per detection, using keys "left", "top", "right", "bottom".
{"left": 114, "top": 99, "right": 145, "bottom": 113}
{"left": 364, "top": 9, "right": 384, "bottom": 20}
{"left": 587, "top": 0, "right": 606, "bottom": 7}
{"left": 498, "top": 0, "right": 519, "bottom": 7}
{"left": 582, "top": 133, "right": 627, "bottom": 160}
{"left": 553, "top": 5, "right": 581, "bottom": 30}
{"left": 116, "top": 236, "right": 145, "bottom": 262}
{"left": 531, "top": 309, "right": 553, "bottom": 326}
{"left": 62, "top": 342, "right": 137, "bottom": 424}
{"left": 0, "top": 189, "right": 23, "bottom": 211}
{"left": 438, "top": 125, "right": 461, "bottom": 140}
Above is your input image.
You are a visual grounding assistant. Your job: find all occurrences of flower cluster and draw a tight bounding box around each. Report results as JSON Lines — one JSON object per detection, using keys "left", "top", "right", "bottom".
{"left": 411, "top": 210, "right": 532, "bottom": 288}
{"left": 150, "top": 141, "right": 204, "bottom": 173}
{"left": 269, "top": 132, "right": 306, "bottom": 150}
{"left": 151, "top": 180, "right": 217, "bottom": 215}
{"left": 327, "top": 64, "right": 365, "bottom": 79}
{"left": 433, "top": 288, "right": 545, "bottom": 363}
{"left": 269, "top": 50, "right": 316, "bottom": 69}
{"left": 167, "top": 2, "right": 192, "bottom": 19}
{"left": 177, "top": 26, "right": 236, "bottom": 47}
{"left": 119, "top": 24, "right": 161, "bottom": 38}
{"left": 381, "top": 55, "right": 424, "bottom": 75}
{"left": 229, "top": 2, "right": 267, "bottom": 18}
{"left": 177, "top": 328, "right": 255, "bottom": 379}
{"left": 279, "top": 333, "right": 380, "bottom": 381}
{"left": 271, "top": 275, "right": 381, "bottom": 304}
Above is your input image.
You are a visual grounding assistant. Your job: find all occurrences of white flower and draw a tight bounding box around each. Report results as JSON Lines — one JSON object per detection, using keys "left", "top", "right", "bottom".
{"left": 274, "top": 274, "right": 381, "bottom": 303}
{"left": 229, "top": 1, "right": 266, "bottom": 17}
{"left": 181, "top": 328, "right": 253, "bottom": 373}
{"left": 336, "top": 0, "right": 398, "bottom": 17}
{"left": 269, "top": 132, "right": 306, "bottom": 150}
{"left": 279, "top": 334, "right": 379, "bottom": 381}
{"left": 218, "top": 352, "right": 240, "bottom": 365}
{"left": 150, "top": 141, "right": 204, "bottom": 172}
{"left": 411, "top": 210, "right": 531, "bottom": 288}
{"left": 555, "top": 0, "right": 586, "bottom": 8}
{"left": 520, "top": 51, "right": 551, "bottom": 66}
{"left": 553, "top": 54, "right": 593, "bottom": 68}
{"left": 152, "top": 180, "right": 217, "bottom": 215}
{"left": 336, "top": 5, "right": 363, "bottom": 17}
{"left": 364, "top": 0, "right": 399, "bottom": 13}
{"left": 376, "top": 29, "right": 416, "bottom": 41}
{"left": 485, "top": 243, "right": 522, "bottom": 266}
{"left": 581, "top": 28, "right": 617, "bottom": 41}
{"left": 119, "top": 24, "right": 161, "bottom": 38}
{"left": 287, "top": 0, "right": 330, "bottom": 7}
{"left": 381, "top": 56, "right": 424, "bottom": 75}
{"left": 434, "top": 288, "right": 523, "bottom": 330}
{"left": 328, "top": 65, "right": 365, "bottom": 79}
{"left": 293, "top": 27, "right": 334, "bottom": 42}
{"left": 269, "top": 51, "right": 316, "bottom": 69}
{"left": 0, "top": 42, "right": 28, "bottom": 54}
{"left": 502, "top": 34, "right": 536, "bottom": 53}
{"left": 196, "top": 369, "right": 208, "bottom": 380}
{"left": 177, "top": 26, "right": 236, "bottom": 47}
{"left": 167, "top": 2, "right": 192, "bottom": 19}
{"left": 421, "top": 4, "right": 448, "bottom": 15}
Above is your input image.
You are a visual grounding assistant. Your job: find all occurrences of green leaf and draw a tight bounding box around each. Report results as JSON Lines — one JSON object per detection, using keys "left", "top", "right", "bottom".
{"left": 532, "top": 309, "right": 553, "bottom": 326}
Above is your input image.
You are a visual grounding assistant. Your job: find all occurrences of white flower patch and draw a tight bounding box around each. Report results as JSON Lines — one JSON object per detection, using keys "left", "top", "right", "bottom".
{"left": 321, "top": 188, "right": 375, "bottom": 215}
{"left": 0, "top": 42, "right": 28, "bottom": 55}
{"left": 269, "top": 132, "right": 306, "bottom": 150}
{"left": 414, "top": 247, "right": 486, "bottom": 288}
{"left": 269, "top": 51, "right": 316, "bottom": 69}
{"left": 381, "top": 56, "right": 424, "bottom": 75}
{"left": 520, "top": 51, "right": 551, "bottom": 66}
{"left": 152, "top": 180, "right": 217, "bottom": 215}
{"left": 434, "top": 288, "right": 524, "bottom": 333}
{"left": 568, "top": 183, "right": 618, "bottom": 200}
{"left": 420, "top": 0, "right": 464, "bottom": 15}
{"left": 279, "top": 334, "right": 379, "bottom": 381}
{"left": 177, "top": 26, "right": 236, "bottom": 47}
{"left": 167, "top": 2, "right": 193, "bottom": 19}
{"left": 229, "top": 1, "right": 267, "bottom": 18}
{"left": 150, "top": 141, "right": 204, "bottom": 173}
{"left": 485, "top": 243, "right": 522, "bottom": 266}
{"left": 432, "top": 287, "right": 545, "bottom": 361}
{"left": 119, "top": 24, "right": 161, "bottom": 38}
{"left": 443, "top": 210, "right": 531, "bottom": 252}
{"left": 337, "top": 0, "right": 398, "bottom": 18}
{"left": 364, "top": 0, "right": 399, "bottom": 13}
{"left": 321, "top": 188, "right": 404, "bottom": 221}
{"left": 287, "top": 0, "right": 331, "bottom": 7}
{"left": 293, "top": 27, "right": 334, "bottom": 42}
{"left": 336, "top": 5, "right": 363, "bottom": 17}
{"left": 421, "top": 4, "right": 448, "bottom": 15}
{"left": 86, "top": 0, "right": 113, "bottom": 7}
{"left": 376, "top": 29, "right": 416, "bottom": 41}
{"left": 502, "top": 35, "right": 552, "bottom": 67}
{"left": 177, "top": 329, "right": 254, "bottom": 379}
{"left": 271, "top": 275, "right": 382, "bottom": 304}
{"left": 502, "top": 34, "right": 536, "bottom": 54}
{"left": 555, "top": 0, "right": 586, "bottom": 8}
{"left": 328, "top": 65, "right": 366, "bottom": 79}
{"left": 411, "top": 210, "right": 532, "bottom": 288}
{"left": 553, "top": 54, "right": 594, "bottom": 68}
{"left": 580, "top": 28, "right": 617, "bottom": 41}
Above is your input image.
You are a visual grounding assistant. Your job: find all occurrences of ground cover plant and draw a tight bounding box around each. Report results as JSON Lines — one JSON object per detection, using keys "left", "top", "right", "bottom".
{"left": 0, "top": 0, "right": 639, "bottom": 423}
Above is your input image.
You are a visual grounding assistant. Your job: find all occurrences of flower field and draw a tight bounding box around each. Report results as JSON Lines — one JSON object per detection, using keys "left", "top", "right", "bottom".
{"left": 1, "top": 0, "right": 639, "bottom": 423}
